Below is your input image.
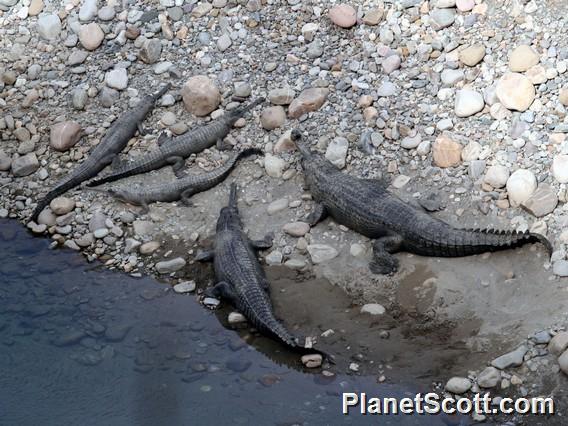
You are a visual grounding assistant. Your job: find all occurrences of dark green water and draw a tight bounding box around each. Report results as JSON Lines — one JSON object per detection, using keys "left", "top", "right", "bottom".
{"left": 0, "top": 219, "right": 467, "bottom": 425}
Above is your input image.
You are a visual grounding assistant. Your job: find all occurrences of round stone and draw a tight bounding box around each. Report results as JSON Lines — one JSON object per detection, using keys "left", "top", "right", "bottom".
{"left": 496, "top": 73, "right": 535, "bottom": 112}
{"left": 181, "top": 75, "right": 221, "bottom": 116}
{"left": 173, "top": 281, "right": 196, "bottom": 293}
{"left": 105, "top": 68, "right": 128, "bottom": 90}
{"left": 50, "top": 121, "right": 82, "bottom": 152}
{"left": 459, "top": 44, "right": 485, "bottom": 66}
{"left": 455, "top": 89, "right": 484, "bottom": 117}
{"left": 260, "top": 106, "right": 286, "bottom": 130}
{"left": 509, "top": 45, "right": 540, "bottom": 72}
{"left": 49, "top": 197, "right": 75, "bottom": 215}
{"left": 445, "top": 377, "right": 472, "bottom": 394}
{"left": 37, "top": 14, "right": 61, "bottom": 40}
{"left": 506, "top": 169, "right": 537, "bottom": 206}
{"left": 432, "top": 134, "right": 462, "bottom": 168}
{"left": 329, "top": 4, "right": 357, "bottom": 28}
{"left": 552, "top": 155, "right": 568, "bottom": 184}
{"left": 79, "top": 23, "right": 104, "bottom": 51}
{"left": 484, "top": 165, "right": 510, "bottom": 188}
{"left": 360, "top": 303, "right": 385, "bottom": 315}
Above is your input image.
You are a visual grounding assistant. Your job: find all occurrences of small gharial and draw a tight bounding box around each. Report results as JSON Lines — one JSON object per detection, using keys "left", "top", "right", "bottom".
{"left": 87, "top": 98, "right": 265, "bottom": 187}
{"left": 197, "top": 183, "right": 330, "bottom": 363}
{"left": 30, "top": 84, "right": 170, "bottom": 222}
{"left": 90, "top": 148, "right": 263, "bottom": 214}
{"left": 292, "top": 129, "right": 552, "bottom": 275}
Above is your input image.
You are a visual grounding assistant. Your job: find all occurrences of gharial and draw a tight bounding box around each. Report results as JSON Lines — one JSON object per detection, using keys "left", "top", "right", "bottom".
{"left": 197, "top": 183, "right": 331, "bottom": 362}
{"left": 30, "top": 84, "right": 170, "bottom": 222}
{"left": 90, "top": 148, "right": 263, "bottom": 214}
{"left": 292, "top": 129, "right": 552, "bottom": 275}
{"left": 87, "top": 97, "right": 265, "bottom": 187}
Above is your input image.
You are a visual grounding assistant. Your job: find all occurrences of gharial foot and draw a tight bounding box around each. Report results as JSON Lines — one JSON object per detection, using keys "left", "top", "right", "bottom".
{"left": 369, "top": 235, "right": 403, "bottom": 275}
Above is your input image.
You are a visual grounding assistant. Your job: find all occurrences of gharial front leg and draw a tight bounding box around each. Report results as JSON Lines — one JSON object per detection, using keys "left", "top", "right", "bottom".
{"left": 165, "top": 156, "right": 186, "bottom": 178}
{"left": 250, "top": 233, "right": 273, "bottom": 250}
{"left": 369, "top": 235, "right": 404, "bottom": 275}
{"left": 306, "top": 203, "right": 327, "bottom": 226}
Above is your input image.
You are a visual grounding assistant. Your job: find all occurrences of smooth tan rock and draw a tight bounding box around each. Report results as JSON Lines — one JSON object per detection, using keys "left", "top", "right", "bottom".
{"left": 28, "top": 0, "right": 44, "bottom": 16}
{"left": 50, "top": 121, "right": 82, "bottom": 152}
{"left": 432, "top": 134, "right": 462, "bottom": 168}
{"left": 548, "top": 332, "right": 568, "bottom": 356}
{"left": 459, "top": 44, "right": 485, "bottom": 66}
{"left": 140, "top": 241, "right": 160, "bottom": 255}
{"left": 526, "top": 65, "right": 547, "bottom": 85}
{"left": 181, "top": 75, "right": 221, "bottom": 116}
{"left": 509, "top": 45, "right": 539, "bottom": 72}
{"left": 559, "top": 87, "right": 568, "bottom": 106}
{"left": 274, "top": 130, "right": 297, "bottom": 153}
{"left": 362, "top": 8, "right": 383, "bottom": 25}
{"left": 496, "top": 73, "right": 535, "bottom": 112}
{"left": 288, "top": 88, "right": 328, "bottom": 119}
{"left": 79, "top": 23, "right": 105, "bottom": 51}
{"left": 50, "top": 197, "right": 75, "bottom": 215}
{"left": 260, "top": 106, "right": 286, "bottom": 130}
{"left": 329, "top": 4, "right": 357, "bottom": 28}
{"left": 506, "top": 169, "right": 537, "bottom": 206}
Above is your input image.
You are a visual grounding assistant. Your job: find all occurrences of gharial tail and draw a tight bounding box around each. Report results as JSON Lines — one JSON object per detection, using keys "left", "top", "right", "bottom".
{"left": 229, "top": 97, "right": 265, "bottom": 118}
{"left": 30, "top": 179, "right": 77, "bottom": 222}
{"left": 86, "top": 154, "right": 164, "bottom": 187}
{"left": 152, "top": 83, "right": 171, "bottom": 102}
{"left": 228, "top": 182, "right": 238, "bottom": 209}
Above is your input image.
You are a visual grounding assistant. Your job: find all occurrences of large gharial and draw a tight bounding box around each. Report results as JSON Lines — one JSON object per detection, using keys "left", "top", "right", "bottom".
{"left": 292, "top": 129, "right": 552, "bottom": 275}
{"left": 90, "top": 148, "right": 263, "bottom": 214}
{"left": 86, "top": 98, "right": 265, "bottom": 187}
{"left": 30, "top": 84, "right": 170, "bottom": 222}
{"left": 197, "top": 183, "right": 330, "bottom": 362}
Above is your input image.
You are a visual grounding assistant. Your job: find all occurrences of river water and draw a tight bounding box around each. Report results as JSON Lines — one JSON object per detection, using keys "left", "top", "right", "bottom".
{"left": 0, "top": 219, "right": 469, "bottom": 425}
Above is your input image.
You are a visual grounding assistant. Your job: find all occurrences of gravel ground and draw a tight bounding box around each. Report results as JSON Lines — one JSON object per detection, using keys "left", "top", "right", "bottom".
{"left": 2, "top": 0, "right": 568, "bottom": 422}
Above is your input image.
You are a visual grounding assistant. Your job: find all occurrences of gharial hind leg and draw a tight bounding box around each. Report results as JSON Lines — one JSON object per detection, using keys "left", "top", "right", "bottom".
{"left": 369, "top": 235, "right": 403, "bottom": 275}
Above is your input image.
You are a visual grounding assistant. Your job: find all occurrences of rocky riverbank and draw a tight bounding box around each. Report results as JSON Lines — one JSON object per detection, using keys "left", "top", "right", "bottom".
{"left": 1, "top": 0, "right": 568, "bottom": 422}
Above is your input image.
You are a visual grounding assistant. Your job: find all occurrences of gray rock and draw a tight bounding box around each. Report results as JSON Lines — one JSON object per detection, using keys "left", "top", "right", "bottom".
{"left": 98, "top": 6, "right": 116, "bottom": 21}
{"left": 468, "top": 160, "right": 486, "bottom": 179}
{"left": 491, "top": 345, "right": 528, "bottom": 369}
{"left": 71, "top": 87, "right": 88, "bottom": 110}
{"left": 382, "top": 55, "right": 401, "bottom": 74}
{"left": 559, "top": 350, "right": 568, "bottom": 375}
{"left": 156, "top": 257, "right": 186, "bottom": 273}
{"left": 234, "top": 82, "right": 251, "bottom": 98}
{"left": 68, "top": 50, "right": 89, "bottom": 66}
{"left": 445, "top": 377, "right": 472, "bottom": 394}
{"left": 267, "top": 198, "right": 288, "bottom": 214}
{"left": 377, "top": 81, "right": 397, "bottom": 97}
{"left": 521, "top": 185, "right": 558, "bottom": 217}
{"left": 400, "top": 133, "right": 421, "bottom": 149}
{"left": 105, "top": 68, "right": 128, "bottom": 90}
{"left": 283, "top": 222, "right": 310, "bottom": 237}
{"left": 79, "top": 0, "right": 98, "bottom": 21}
{"left": 532, "top": 330, "right": 551, "bottom": 344}
{"left": 139, "top": 39, "right": 162, "bottom": 64}
{"left": 360, "top": 303, "right": 386, "bottom": 315}
{"left": 11, "top": 153, "right": 39, "bottom": 177}
{"left": 307, "top": 40, "right": 323, "bottom": 58}
{"left": 553, "top": 260, "right": 568, "bottom": 277}
{"left": 173, "top": 281, "right": 196, "bottom": 293}
{"left": 265, "top": 250, "right": 283, "bottom": 265}
{"left": 430, "top": 8, "right": 455, "bottom": 30}
{"left": 477, "top": 366, "right": 501, "bottom": 388}
{"left": 0, "top": 150, "right": 12, "bottom": 171}
{"left": 307, "top": 244, "right": 338, "bottom": 264}
{"left": 548, "top": 331, "right": 568, "bottom": 355}
{"left": 217, "top": 34, "right": 232, "bottom": 52}
{"left": 325, "top": 137, "right": 348, "bottom": 168}
{"left": 88, "top": 211, "right": 107, "bottom": 232}
{"left": 455, "top": 89, "right": 484, "bottom": 117}
{"left": 269, "top": 87, "right": 296, "bottom": 105}
{"left": 37, "top": 14, "right": 62, "bottom": 40}
{"left": 441, "top": 69, "right": 465, "bottom": 85}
